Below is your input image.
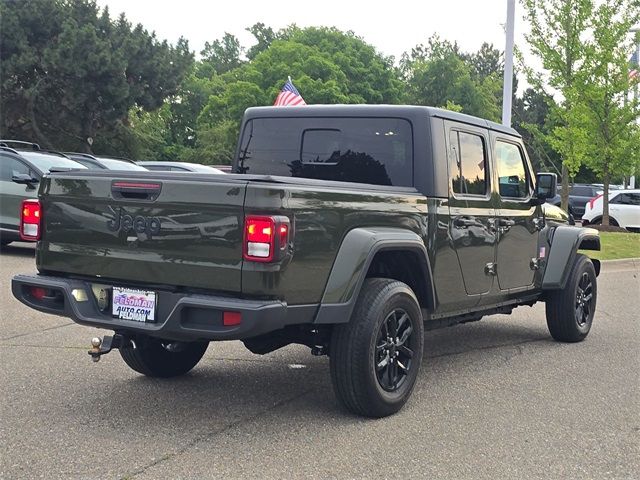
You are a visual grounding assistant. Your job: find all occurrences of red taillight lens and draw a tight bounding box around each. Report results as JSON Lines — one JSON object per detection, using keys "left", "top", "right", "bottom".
{"left": 30, "top": 287, "right": 48, "bottom": 300}
{"left": 588, "top": 194, "right": 603, "bottom": 210}
{"left": 245, "top": 216, "right": 275, "bottom": 261}
{"left": 223, "top": 311, "right": 242, "bottom": 326}
{"left": 243, "top": 215, "right": 291, "bottom": 263}
{"left": 20, "top": 199, "right": 42, "bottom": 241}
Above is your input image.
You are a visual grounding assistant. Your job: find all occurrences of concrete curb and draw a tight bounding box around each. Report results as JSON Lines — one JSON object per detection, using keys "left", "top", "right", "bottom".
{"left": 598, "top": 257, "right": 639, "bottom": 271}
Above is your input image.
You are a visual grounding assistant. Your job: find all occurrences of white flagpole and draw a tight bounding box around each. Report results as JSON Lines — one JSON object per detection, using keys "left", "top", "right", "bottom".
{"left": 502, "top": 0, "right": 516, "bottom": 127}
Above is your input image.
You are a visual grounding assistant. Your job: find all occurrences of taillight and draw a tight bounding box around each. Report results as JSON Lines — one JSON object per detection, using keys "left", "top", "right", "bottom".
{"left": 243, "top": 215, "right": 291, "bottom": 262}
{"left": 587, "top": 194, "right": 603, "bottom": 210}
{"left": 20, "top": 199, "right": 42, "bottom": 241}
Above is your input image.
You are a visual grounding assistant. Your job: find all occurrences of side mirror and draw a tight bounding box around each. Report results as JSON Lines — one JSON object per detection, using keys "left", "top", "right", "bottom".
{"left": 12, "top": 173, "right": 39, "bottom": 187}
{"left": 535, "top": 173, "right": 557, "bottom": 201}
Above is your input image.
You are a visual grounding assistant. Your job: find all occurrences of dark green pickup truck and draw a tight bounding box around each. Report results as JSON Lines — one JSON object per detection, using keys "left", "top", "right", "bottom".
{"left": 12, "top": 105, "right": 600, "bottom": 417}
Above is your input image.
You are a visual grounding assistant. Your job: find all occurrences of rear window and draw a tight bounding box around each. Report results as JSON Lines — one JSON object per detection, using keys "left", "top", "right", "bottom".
{"left": 19, "top": 152, "right": 87, "bottom": 172}
{"left": 236, "top": 117, "right": 413, "bottom": 187}
{"left": 571, "top": 186, "right": 594, "bottom": 197}
{"left": 96, "top": 158, "right": 148, "bottom": 171}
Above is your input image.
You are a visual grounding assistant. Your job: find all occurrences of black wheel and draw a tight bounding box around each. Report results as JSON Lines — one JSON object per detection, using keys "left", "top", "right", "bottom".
{"left": 119, "top": 336, "right": 208, "bottom": 378}
{"left": 330, "top": 278, "right": 424, "bottom": 418}
{"left": 590, "top": 216, "right": 619, "bottom": 227}
{"left": 546, "top": 254, "right": 597, "bottom": 342}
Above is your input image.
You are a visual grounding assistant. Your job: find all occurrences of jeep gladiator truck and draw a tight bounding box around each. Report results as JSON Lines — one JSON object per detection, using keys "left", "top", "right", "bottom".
{"left": 12, "top": 106, "right": 600, "bottom": 418}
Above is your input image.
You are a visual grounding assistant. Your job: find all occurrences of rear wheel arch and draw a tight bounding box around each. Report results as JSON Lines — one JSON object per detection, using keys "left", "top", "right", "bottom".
{"left": 314, "top": 228, "right": 435, "bottom": 324}
{"left": 365, "top": 248, "right": 433, "bottom": 311}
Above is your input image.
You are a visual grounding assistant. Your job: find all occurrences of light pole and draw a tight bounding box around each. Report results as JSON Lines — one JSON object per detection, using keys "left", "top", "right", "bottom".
{"left": 630, "top": 26, "right": 639, "bottom": 189}
{"left": 502, "top": 0, "right": 516, "bottom": 127}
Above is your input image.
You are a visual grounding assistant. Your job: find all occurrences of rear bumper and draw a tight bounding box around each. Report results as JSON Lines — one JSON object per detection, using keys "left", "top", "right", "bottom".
{"left": 12, "top": 274, "right": 316, "bottom": 342}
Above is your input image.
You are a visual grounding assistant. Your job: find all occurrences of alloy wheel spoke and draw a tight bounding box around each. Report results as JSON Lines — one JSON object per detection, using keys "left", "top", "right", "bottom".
{"left": 398, "top": 324, "right": 413, "bottom": 346}
{"left": 397, "top": 360, "right": 408, "bottom": 373}
{"left": 398, "top": 345, "right": 414, "bottom": 358}
{"left": 377, "top": 355, "right": 389, "bottom": 371}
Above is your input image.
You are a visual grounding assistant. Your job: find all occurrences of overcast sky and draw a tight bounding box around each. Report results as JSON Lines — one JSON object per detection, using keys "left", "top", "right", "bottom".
{"left": 95, "top": 0, "right": 532, "bottom": 66}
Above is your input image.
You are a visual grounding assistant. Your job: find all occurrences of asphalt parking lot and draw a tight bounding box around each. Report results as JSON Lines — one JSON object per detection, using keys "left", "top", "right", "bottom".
{"left": 1, "top": 242, "right": 638, "bottom": 480}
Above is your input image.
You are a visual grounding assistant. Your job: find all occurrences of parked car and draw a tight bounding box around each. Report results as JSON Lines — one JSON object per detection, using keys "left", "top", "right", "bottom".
{"left": 0, "top": 142, "right": 87, "bottom": 245}
{"left": 65, "top": 153, "right": 148, "bottom": 171}
{"left": 549, "top": 183, "right": 602, "bottom": 218}
{"left": 582, "top": 189, "right": 640, "bottom": 232}
{"left": 12, "top": 106, "right": 601, "bottom": 418}
{"left": 137, "top": 161, "right": 225, "bottom": 173}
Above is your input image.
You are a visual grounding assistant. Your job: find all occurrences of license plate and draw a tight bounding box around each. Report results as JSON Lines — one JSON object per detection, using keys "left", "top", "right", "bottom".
{"left": 112, "top": 287, "right": 157, "bottom": 322}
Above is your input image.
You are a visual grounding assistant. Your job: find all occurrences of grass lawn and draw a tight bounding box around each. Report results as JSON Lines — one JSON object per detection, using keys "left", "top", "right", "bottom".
{"left": 581, "top": 231, "right": 640, "bottom": 260}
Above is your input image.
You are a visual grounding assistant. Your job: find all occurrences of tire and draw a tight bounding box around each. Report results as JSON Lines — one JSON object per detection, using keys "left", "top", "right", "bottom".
{"left": 545, "top": 254, "right": 597, "bottom": 342}
{"left": 330, "top": 278, "right": 424, "bottom": 418}
{"left": 119, "top": 336, "right": 208, "bottom": 378}
{"left": 589, "top": 216, "right": 619, "bottom": 227}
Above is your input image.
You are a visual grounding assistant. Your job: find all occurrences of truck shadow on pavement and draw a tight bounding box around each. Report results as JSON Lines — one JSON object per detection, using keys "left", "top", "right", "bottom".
{"left": 74, "top": 318, "right": 558, "bottom": 427}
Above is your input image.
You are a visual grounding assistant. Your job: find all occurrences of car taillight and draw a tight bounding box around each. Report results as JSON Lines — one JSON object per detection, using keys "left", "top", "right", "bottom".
{"left": 243, "top": 215, "right": 291, "bottom": 262}
{"left": 587, "top": 194, "right": 603, "bottom": 210}
{"left": 20, "top": 199, "right": 42, "bottom": 241}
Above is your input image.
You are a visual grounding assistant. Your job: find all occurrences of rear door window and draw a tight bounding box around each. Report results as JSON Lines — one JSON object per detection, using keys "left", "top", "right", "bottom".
{"left": 495, "top": 141, "right": 530, "bottom": 199}
{"left": 237, "top": 117, "right": 413, "bottom": 187}
{"left": 449, "top": 131, "right": 488, "bottom": 196}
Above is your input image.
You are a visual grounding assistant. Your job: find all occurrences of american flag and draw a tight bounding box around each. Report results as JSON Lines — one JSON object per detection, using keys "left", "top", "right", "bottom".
{"left": 630, "top": 50, "right": 639, "bottom": 81}
{"left": 274, "top": 78, "right": 306, "bottom": 106}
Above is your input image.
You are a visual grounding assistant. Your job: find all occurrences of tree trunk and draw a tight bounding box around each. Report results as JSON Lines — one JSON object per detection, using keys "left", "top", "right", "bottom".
{"left": 602, "top": 166, "right": 610, "bottom": 226}
{"left": 27, "top": 91, "right": 53, "bottom": 150}
{"left": 560, "top": 164, "right": 570, "bottom": 212}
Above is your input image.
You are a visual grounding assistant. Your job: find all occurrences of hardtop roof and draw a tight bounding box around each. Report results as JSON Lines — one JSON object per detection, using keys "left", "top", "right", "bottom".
{"left": 243, "top": 104, "right": 520, "bottom": 137}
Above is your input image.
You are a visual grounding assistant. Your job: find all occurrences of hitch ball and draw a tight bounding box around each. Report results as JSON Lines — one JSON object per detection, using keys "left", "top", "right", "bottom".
{"left": 90, "top": 337, "right": 102, "bottom": 362}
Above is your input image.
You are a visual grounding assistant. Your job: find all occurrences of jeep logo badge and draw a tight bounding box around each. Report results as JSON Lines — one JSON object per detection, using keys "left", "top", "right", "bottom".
{"left": 107, "top": 206, "right": 161, "bottom": 238}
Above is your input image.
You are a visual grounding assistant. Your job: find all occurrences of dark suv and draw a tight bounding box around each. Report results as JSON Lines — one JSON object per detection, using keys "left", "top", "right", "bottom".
{"left": 550, "top": 184, "right": 601, "bottom": 217}
{"left": 0, "top": 142, "right": 87, "bottom": 245}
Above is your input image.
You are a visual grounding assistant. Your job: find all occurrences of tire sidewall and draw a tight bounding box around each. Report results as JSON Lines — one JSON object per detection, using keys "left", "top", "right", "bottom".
{"left": 362, "top": 284, "right": 424, "bottom": 411}
{"left": 568, "top": 257, "right": 597, "bottom": 336}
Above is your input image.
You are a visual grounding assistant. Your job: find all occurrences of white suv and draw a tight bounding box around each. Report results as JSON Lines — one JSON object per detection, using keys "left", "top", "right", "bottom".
{"left": 582, "top": 189, "right": 640, "bottom": 232}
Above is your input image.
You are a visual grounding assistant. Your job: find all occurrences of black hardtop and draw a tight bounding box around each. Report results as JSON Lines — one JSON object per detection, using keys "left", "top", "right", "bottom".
{"left": 243, "top": 105, "right": 520, "bottom": 138}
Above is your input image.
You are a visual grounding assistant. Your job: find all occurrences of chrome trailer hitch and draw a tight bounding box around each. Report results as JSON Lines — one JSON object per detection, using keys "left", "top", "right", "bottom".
{"left": 88, "top": 334, "right": 128, "bottom": 362}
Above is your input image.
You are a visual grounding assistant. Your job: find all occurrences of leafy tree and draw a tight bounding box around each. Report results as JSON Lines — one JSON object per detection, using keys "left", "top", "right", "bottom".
{"left": 513, "top": 88, "right": 563, "bottom": 174}
{"left": 199, "top": 32, "right": 244, "bottom": 76}
{"left": 523, "top": 0, "right": 594, "bottom": 211}
{"left": 568, "top": 0, "right": 640, "bottom": 224}
{"left": 0, "top": 0, "right": 193, "bottom": 152}
{"left": 171, "top": 26, "right": 405, "bottom": 164}
{"left": 403, "top": 37, "right": 502, "bottom": 121}
{"left": 246, "top": 23, "right": 277, "bottom": 60}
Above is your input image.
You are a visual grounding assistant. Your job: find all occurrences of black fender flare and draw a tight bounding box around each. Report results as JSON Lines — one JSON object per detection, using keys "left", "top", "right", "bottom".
{"left": 542, "top": 226, "right": 601, "bottom": 290}
{"left": 314, "top": 227, "right": 435, "bottom": 324}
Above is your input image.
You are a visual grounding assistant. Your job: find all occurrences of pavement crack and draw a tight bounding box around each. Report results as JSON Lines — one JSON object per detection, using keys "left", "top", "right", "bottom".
{"left": 0, "top": 321, "right": 75, "bottom": 341}
{"left": 426, "top": 336, "right": 548, "bottom": 360}
{"left": 123, "top": 389, "right": 314, "bottom": 480}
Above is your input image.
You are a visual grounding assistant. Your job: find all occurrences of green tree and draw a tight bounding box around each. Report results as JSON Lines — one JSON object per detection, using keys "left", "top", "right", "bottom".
{"left": 246, "top": 23, "right": 277, "bottom": 60}
{"left": 403, "top": 37, "right": 502, "bottom": 120}
{"left": 0, "top": 0, "right": 192, "bottom": 153}
{"left": 523, "top": 0, "right": 594, "bottom": 211}
{"left": 172, "top": 26, "right": 405, "bottom": 164}
{"left": 568, "top": 0, "right": 640, "bottom": 224}
{"left": 199, "top": 32, "right": 244, "bottom": 76}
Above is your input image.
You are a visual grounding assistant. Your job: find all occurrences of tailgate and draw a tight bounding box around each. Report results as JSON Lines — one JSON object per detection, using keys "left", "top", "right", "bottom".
{"left": 37, "top": 172, "right": 247, "bottom": 293}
